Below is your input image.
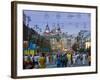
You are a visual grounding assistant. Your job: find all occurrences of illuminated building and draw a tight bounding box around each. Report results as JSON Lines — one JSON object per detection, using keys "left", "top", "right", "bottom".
{"left": 43, "top": 24, "right": 76, "bottom": 52}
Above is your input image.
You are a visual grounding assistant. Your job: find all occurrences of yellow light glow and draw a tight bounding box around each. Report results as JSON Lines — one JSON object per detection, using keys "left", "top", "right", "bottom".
{"left": 85, "top": 42, "right": 91, "bottom": 49}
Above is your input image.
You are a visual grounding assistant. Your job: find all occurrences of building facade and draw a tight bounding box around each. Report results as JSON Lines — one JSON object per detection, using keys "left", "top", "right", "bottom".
{"left": 43, "top": 24, "right": 76, "bottom": 52}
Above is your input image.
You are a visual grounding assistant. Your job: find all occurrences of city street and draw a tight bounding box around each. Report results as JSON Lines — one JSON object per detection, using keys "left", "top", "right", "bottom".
{"left": 46, "top": 58, "right": 89, "bottom": 68}
{"left": 23, "top": 10, "right": 91, "bottom": 69}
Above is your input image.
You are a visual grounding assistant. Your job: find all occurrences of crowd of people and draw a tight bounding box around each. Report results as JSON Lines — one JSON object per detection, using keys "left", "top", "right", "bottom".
{"left": 23, "top": 50, "right": 91, "bottom": 69}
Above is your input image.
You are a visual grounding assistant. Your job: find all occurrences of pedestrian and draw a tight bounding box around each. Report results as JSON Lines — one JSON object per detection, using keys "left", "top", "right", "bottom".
{"left": 61, "top": 53, "right": 68, "bottom": 67}
{"left": 27, "top": 54, "right": 33, "bottom": 69}
{"left": 38, "top": 53, "right": 46, "bottom": 68}
{"left": 82, "top": 53, "right": 86, "bottom": 64}
{"left": 56, "top": 54, "right": 61, "bottom": 67}
{"left": 72, "top": 52, "right": 76, "bottom": 64}
{"left": 46, "top": 54, "right": 49, "bottom": 65}
{"left": 76, "top": 51, "right": 80, "bottom": 64}
{"left": 32, "top": 55, "right": 35, "bottom": 68}
{"left": 88, "top": 54, "right": 91, "bottom": 66}
{"left": 67, "top": 52, "right": 72, "bottom": 66}
{"left": 53, "top": 54, "right": 56, "bottom": 64}
{"left": 23, "top": 54, "right": 28, "bottom": 69}
{"left": 34, "top": 54, "right": 40, "bottom": 68}
{"left": 88, "top": 47, "right": 91, "bottom": 66}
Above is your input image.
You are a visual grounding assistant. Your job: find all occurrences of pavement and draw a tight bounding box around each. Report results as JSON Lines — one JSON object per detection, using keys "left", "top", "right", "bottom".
{"left": 46, "top": 59, "right": 89, "bottom": 68}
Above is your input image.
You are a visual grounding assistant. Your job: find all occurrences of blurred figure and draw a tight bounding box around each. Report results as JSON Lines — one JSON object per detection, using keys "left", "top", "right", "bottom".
{"left": 25, "top": 54, "right": 33, "bottom": 69}
{"left": 23, "top": 54, "right": 28, "bottom": 69}
{"left": 82, "top": 53, "right": 86, "bottom": 64}
{"left": 61, "top": 53, "right": 68, "bottom": 67}
{"left": 88, "top": 48, "right": 91, "bottom": 66}
{"left": 56, "top": 54, "right": 61, "bottom": 67}
{"left": 38, "top": 53, "right": 46, "bottom": 68}
{"left": 53, "top": 54, "right": 56, "bottom": 64}
{"left": 75, "top": 51, "right": 80, "bottom": 64}
{"left": 46, "top": 54, "right": 49, "bottom": 65}
{"left": 34, "top": 54, "right": 40, "bottom": 68}
{"left": 67, "top": 52, "right": 72, "bottom": 66}
{"left": 72, "top": 52, "right": 77, "bottom": 64}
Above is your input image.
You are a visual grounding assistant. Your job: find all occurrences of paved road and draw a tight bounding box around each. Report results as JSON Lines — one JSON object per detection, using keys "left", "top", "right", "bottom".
{"left": 46, "top": 59, "right": 89, "bottom": 68}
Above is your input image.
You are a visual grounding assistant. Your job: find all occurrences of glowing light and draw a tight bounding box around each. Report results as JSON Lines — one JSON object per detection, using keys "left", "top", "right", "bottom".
{"left": 85, "top": 42, "right": 91, "bottom": 49}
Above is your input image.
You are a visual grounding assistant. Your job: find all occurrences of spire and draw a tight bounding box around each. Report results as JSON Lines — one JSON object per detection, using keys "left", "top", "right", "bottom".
{"left": 45, "top": 24, "right": 50, "bottom": 33}
{"left": 57, "top": 24, "right": 61, "bottom": 33}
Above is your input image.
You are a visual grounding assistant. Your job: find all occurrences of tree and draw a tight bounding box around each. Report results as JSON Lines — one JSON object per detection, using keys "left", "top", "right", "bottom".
{"left": 79, "top": 48, "right": 85, "bottom": 53}
{"left": 72, "top": 43, "right": 79, "bottom": 51}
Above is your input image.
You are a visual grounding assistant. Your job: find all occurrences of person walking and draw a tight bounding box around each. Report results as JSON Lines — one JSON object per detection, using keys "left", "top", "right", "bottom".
{"left": 38, "top": 53, "right": 46, "bottom": 68}
{"left": 82, "top": 53, "right": 86, "bottom": 64}
{"left": 61, "top": 53, "right": 68, "bottom": 67}
{"left": 46, "top": 54, "right": 49, "bottom": 65}
{"left": 72, "top": 52, "right": 76, "bottom": 64}
{"left": 56, "top": 54, "right": 61, "bottom": 67}
{"left": 67, "top": 52, "right": 72, "bottom": 66}
{"left": 34, "top": 54, "right": 40, "bottom": 68}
